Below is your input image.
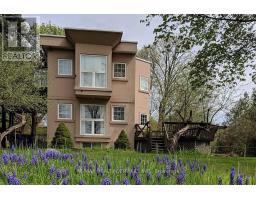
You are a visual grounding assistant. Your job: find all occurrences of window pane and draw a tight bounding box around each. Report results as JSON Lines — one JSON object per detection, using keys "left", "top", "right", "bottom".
{"left": 141, "top": 114, "right": 147, "bottom": 125}
{"left": 95, "top": 73, "right": 106, "bottom": 87}
{"left": 81, "top": 121, "right": 92, "bottom": 134}
{"left": 81, "top": 72, "right": 93, "bottom": 87}
{"left": 94, "top": 121, "right": 104, "bottom": 134}
{"left": 80, "top": 105, "right": 105, "bottom": 135}
{"left": 140, "top": 77, "right": 149, "bottom": 91}
{"left": 114, "top": 64, "right": 126, "bottom": 78}
{"left": 113, "top": 106, "right": 124, "bottom": 121}
{"left": 80, "top": 55, "right": 106, "bottom": 88}
{"left": 59, "top": 60, "right": 72, "bottom": 75}
{"left": 58, "top": 104, "right": 71, "bottom": 119}
{"left": 81, "top": 55, "right": 106, "bottom": 72}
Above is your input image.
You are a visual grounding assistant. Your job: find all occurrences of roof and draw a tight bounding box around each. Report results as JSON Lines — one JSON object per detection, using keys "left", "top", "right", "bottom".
{"left": 136, "top": 57, "right": 152, "bottom": 64}
{"left": 64, "top": 28, "right": 123, "bottom": 47}
{"left": 40, "top": 28, "right": 138, "bottom": 53}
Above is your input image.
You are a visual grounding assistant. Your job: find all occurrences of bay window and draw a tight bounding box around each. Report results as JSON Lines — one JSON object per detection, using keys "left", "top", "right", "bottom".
{"left": 80, "top": 55, "right": 107, "bottom": 88}
{"left": 80, "top": 104, "right": 105, "bottom": 135}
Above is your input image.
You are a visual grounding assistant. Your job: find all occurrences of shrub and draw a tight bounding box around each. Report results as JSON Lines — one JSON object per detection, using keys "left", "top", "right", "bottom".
{"left": 114, "top": 130, "right": 129, "bottom": 149}
{"left": 51, "top": 122, "right": 73, "bottom": 148}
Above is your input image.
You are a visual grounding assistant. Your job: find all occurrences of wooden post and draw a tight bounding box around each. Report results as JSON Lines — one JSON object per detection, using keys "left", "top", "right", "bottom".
{"left": 31, "top": 111, "right": 37, "bottom": 146}
{"left": 1, "top": 105, "right": 7, "bottom": 132}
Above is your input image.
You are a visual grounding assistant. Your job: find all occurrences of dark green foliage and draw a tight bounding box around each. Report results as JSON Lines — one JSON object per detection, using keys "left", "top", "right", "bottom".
{"left": 114, "top": 130, "right": 129, "bottom": 150}
{"left": 215, "top": 89, "right": 256, "bottom": 155}
{"left": 142, "top": 14, "right": 256, "bottom": 89}
{"left": 51, "top": 122, "right": 73, "bottom": 148}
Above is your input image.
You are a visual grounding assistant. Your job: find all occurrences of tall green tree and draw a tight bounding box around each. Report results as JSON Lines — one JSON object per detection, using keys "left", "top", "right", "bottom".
{"left": 141, "top": 15, "right": 256, "bottom": 89}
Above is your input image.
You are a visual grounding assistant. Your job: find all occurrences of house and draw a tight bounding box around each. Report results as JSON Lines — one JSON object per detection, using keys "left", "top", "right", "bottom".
{"left": 40, "top": 28, "right": 151, "bottom": 148}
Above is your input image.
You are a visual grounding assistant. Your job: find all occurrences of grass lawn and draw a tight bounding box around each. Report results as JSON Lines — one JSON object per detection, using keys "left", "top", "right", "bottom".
{"left": 0, "top": 148, "right": 256, "bottom": 185}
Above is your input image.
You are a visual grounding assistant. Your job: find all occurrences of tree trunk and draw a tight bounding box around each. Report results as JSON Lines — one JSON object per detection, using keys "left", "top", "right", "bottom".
{"left": 158, "top": 103, "right": 166, "bottom": 130}
{"left": 9, "top": 112, "right": 14, "bottom": 128}
{"left": 31, "top": 111, "right": 37, "bottom": 145}
{"left": 1, "top": 105, "right": 7, "bottom": 132}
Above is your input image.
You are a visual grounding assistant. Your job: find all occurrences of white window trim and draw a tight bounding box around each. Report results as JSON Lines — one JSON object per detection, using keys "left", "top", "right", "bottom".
{"left": 57, "top": 103, "right": 72, "bottom": 120}
{"left": 80, "top": 104, "right": 105, "bottom": 136}
{"left": 140, "top": 113, "right": 148, "bottom": 125}
{"left": 79, "top": 54, "right": 107, "bottom": 88}
{"left": 112, "top": 105, "right": 125, "bottom": 122}
{"left": 139, "top": 76, "right": 149, "bottom": 92}
{"left": 112, "top": 63, "right": 127, "bottom": 79}
{"left": 58, "top": 59, "right": 73, "bottom": 76}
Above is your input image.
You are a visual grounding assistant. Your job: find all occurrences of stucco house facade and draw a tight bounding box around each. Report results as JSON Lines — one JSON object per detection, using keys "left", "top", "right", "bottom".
{"left": 40, "top": 28, "right": 151, "bottom": 148}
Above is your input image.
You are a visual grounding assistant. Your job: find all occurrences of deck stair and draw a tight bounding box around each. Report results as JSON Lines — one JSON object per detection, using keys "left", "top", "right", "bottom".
{"left": 151, "top": 136, "right": 165, "bottom": 152}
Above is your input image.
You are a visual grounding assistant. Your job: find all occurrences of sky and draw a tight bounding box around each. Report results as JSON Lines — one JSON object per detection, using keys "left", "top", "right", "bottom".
{"left": 28, "top": 14, "right": 255, "bottom": 123}
{"left": 27, "top": 14, "right": 156, "bottom": 48}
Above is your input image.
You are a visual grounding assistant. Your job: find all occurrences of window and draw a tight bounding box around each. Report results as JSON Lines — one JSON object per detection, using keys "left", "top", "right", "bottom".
{"left": 140, "top": 113, "right": 148, "bottom": 125}
{"left": 112, "top": 106, "right": 125, "bottom": 121}
{"left": 80, "top": 104, "right": 105, "bottom": 135}
{"left": 80, "top": 55, "right": 107, "bottom": 88}
{"left": 58, "top": 104, "right": 72, "bottom": 120}
{"left": 113, "top": 63, "right": 126, "bottom": 78}
{"left": 58, "top": 59, "right": 72, "bottom": 75}
{"left": 82, "top": 142, "right": 102, "bottom": 149}
{"left": 140, "top": 76, "right": 149, "bottom": 92}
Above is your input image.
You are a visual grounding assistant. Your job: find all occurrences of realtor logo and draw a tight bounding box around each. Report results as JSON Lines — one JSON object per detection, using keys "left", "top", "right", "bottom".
{"left": 1, "top": 16, "right": 39, "bottom": 61}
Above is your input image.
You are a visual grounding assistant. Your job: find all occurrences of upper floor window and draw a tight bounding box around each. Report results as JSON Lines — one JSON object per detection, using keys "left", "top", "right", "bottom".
{"left": 80, "top": 55, "right": 107, "bottom": 88}
{"left": 58, "top": 103, "right": 72, "bottom": 120}
{"left": 58, "top": 59, "right": 72, "bottom": 76}
{"left": 112, "top": 106, "right": 125, "bottom": 121}
{"left": 140, "top": 76, "right": 149, "bottom": 92}
{"left": 113, "top": 63, "right": 126, "bottom": 78}
{"left": 140, "top": 113, "right": 148, "bottom": 125}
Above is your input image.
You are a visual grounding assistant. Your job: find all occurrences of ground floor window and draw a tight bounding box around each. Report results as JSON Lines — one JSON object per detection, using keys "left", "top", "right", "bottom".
{"left": 140, "top": 113, "right": 148, "bottom": 125}
{"left": 58, "top": 103, "right": 72, "bottom": 120}
{"left": 80, "top": 104, "right": 105, "bottom": 135}
{"left": 112, "top": 106, "right": 125, "bottom": 121}
{"left": 82, "top": 142, "right": 102, "bottom": 149}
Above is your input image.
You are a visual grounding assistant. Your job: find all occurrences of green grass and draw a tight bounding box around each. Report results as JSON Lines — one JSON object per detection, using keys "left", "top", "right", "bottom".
{"left": 0, "top": 148, "right": 256, "bottom": 185}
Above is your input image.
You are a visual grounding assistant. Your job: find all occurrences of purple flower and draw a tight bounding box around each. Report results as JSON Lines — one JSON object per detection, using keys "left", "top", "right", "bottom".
{"left": 156, "top": 171, "right": 161, "bottom": 182}
{"left": 96, "top": 167, "right": 104, "bottom": 176}
{"left": 176, "top": 170, "right": 185, "bottom": 185}
{"left": 237, "top": 175, "right": 243, "bottom": 185}
{"left": 170, "top": 160, "right": 177, "bottom": 172}
{"left": 155, "top": 155, "right": 161, "bottom": 163}
{"left": 75, "top": 165, "right": 80, "bottom": 174}
{"left": 229, "top": 167, "right": 235, "bottom": 185}
{"left": 23, "top": 172, "right": 28, "bottom": 180}
{"left": 51, "top": 179, "right": 56, "bottom": 185}
{"left": 115, "top": 181, "right": 120, "bottom": 185}
{"left": 101, "top": 177, "right": 112, "bottom": 185}
{"left": 82, "top": 153, "right": 87, "bottom": 161}
{"left": 56, "top": 169, "right": 61, "bottom": 179}
{"left": 61, "top": 169, "right": 69, "bottom": 178}
{"left": 2, "top": 153, "right": 9, "bottom": 165}
{"left": 164, "top": 165, "right": 171, "bottom": 177}
{"left": 62, "top": 178, "right": 69, "bottom": 185}
{"left": 135, "top": 177, "right": 142, "bottom": 185}
{"left": 202, "top": 164, "right": 207, "bottom": 173}
{"left": 50, "top": 165, "right": 55, "bottom": 176}
{"left": 107, "top": 160, "right": 112, "bottom": 170}
{"left": 122, "top": 178, "right": 129, "bottom": 185}
{"left": 7, "top": 172, "right": 21, "bottom": 185}
{"left": 79, "top": 179, "right": 86, "bottom": 185}
{"left": 218, "top": 177, "right": 222, "bottom": 185}
{"left": 31, "top": 155, "right": 38, "bottom": 166}
{"left": 146, "top": 171, "right": 151, "bottom": 182}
